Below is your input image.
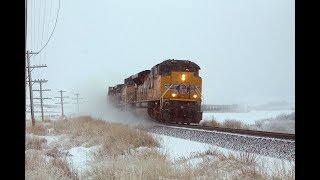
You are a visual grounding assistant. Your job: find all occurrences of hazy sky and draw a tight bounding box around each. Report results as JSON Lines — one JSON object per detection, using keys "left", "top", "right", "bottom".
{"left": 26, "top": 0, "right": 295, "bottom": 114}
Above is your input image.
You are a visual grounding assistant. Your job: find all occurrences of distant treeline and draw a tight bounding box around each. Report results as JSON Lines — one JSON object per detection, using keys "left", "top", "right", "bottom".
{"left": 202, "top": 104, "right": 249, "bottom": 113}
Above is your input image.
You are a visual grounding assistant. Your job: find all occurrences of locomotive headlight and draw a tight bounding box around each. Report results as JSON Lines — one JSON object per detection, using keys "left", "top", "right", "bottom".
{"left": 181, "top": 74, "right": 186, "bottom": 81}
{"left": 193, "top": 94, "right": 197, "bottom": 98}
{"left": 172, "top": 93, "right": 177, "bottom": 97}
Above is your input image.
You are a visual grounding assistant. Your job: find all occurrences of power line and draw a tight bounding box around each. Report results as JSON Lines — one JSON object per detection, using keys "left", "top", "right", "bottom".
{"left": 34, "top": 0, "right": 61, "bottom": 56}
{"left": 40, "top": 0, "right": 47, "bottom": 54}
{"left": 26, "top": 0, "right": 56, "bottom": 125}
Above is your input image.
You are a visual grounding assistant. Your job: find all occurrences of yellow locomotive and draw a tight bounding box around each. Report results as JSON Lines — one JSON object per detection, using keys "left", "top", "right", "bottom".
{"left": 108, "top": 59, "right": 203, "bottom": 124}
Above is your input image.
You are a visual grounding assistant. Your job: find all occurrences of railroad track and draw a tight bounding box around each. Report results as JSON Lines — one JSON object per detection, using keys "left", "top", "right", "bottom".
{"left": 159, "top": 122, "right": 295, "bottom": 141}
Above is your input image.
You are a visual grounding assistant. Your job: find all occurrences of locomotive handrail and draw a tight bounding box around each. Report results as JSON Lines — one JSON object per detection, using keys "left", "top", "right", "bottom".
{"left": 195, "top": 87, "right": 204, "bottom": 111}
{"left": 160, "top": 84, "right": 173, "bottom": 110}
{"left": 195, "top": 86, "right": 203, "bottom": 100}
{"left": 127, "top": 95, "right": 134, "bottom": 103}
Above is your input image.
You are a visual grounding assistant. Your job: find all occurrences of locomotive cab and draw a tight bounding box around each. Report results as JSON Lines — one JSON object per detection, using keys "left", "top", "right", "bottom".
{"left": 148, "top": 59, "right": 203, "bottom": 124}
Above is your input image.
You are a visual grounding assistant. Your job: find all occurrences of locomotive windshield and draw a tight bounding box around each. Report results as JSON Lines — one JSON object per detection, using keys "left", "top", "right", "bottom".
{"left": 158, "top": 59, "right": 200, "bottom": 76}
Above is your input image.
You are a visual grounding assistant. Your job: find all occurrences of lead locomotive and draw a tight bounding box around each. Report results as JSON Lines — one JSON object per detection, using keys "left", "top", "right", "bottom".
{"left": 107, "top": 59, "right": 203, "bottom": 124}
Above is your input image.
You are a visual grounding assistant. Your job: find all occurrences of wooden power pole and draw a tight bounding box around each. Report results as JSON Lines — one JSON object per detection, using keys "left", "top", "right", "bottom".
{"left": 26, "top": 50, "right": 41, "bottom": 126}
{"left": 32, "top": 79, "right": 51, "bottom": 122}
{"left": 72, "top": 93, "right": 84, "bottom": 114}
{"left": 55, "top": 90, "right": 69, "bottom": 118}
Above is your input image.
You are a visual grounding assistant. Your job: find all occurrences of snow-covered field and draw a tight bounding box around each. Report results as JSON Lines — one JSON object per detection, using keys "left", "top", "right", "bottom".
{"left": 202, "top": 110, "right": 294, "bottom": 125}
{"left": 35, "top": 131, "right": 293, "bottom": 177}
{"left": 155, "top": 134, "right": 294, "bottom": 175}
{"left": 26, "top": 115, "right": 294, "bottom": 179}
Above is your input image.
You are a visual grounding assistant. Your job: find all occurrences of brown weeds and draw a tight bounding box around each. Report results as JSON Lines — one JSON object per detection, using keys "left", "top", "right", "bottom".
{"left": 222, "top": 119, "right": 243, "bottom": 129}
{"left": 25, "top": 149, "right": 78, "bottom": 180}
{"left": 26, "top": 123, "right": 47, "bottom": 135}
{"left": 25, "top": 135, "right": 47, "bottom": 150}
{"left": 203, "top": 119, "right": 221, "bottom": 127}
{"left": 51, "top": 116, "right": 160, "bottom": 155}
{"left": 25, "top": 116, "right": 294, "bottom": 179}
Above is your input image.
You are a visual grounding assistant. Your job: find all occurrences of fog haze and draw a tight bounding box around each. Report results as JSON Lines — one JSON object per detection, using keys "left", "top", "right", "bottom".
{"left": 26, "top": 0, "right": 295, "bottom": 116}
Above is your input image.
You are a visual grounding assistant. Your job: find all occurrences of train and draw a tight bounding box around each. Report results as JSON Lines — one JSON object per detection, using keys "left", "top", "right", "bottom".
{"left": 107, "top": 59, "right": 203, "bottom": 124}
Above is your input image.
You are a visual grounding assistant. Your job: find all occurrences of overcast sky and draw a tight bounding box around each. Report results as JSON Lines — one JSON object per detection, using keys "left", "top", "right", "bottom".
{"left": 26, "top": 0, "right": 294, "bottom": 114}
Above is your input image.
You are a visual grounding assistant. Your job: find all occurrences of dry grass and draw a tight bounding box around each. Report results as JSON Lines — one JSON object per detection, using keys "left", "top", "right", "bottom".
{"left": 202, "top": 119, "right": 221, "bottom": 127}
{"left": 272, "top": 160, "right": 295, "bottom": 180}
{"left": 254, "top": 112, "right": 295, "bottom": 134}
{"left": 45, "top": 146, "right": 64, "bottom": 158}
{"left": 26, "top": 122, "right": 48, "bottom": 135}
{"left": 236, "top": 151, "right": 259, "bottom": 166}
{"left": 50, "top": 157, "right": 78, "bottom": 179}
{"left": 25, "top": 116, "right": 294, "bottom": 180}
{"left": 84, "top": 148, "right": 173, "bottom": 179}
{"left": 202, "top": 119, "right": 251, "bottom": 130}
{"left": 25, "top": 135, "right": 47, "bottom": 150}
{"left": 170, "top": 148, "right": 295, "bottom": 179}
{"left": 27, "top": 145, "right": 293, "bottom": 180}
{"left": 25, "top": 149, "right": 78, "bottom": 180}
{"left": 222, "top": 119, "right": 243, "bottom": 129}
{"left": 52, "top": 116, "right": 160, "bottom": 154}
{"left": 25, "top": 149, "right": 46, "bottom": 172}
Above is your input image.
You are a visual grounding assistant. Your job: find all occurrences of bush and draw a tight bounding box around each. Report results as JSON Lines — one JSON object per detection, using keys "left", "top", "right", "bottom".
{"left": 26, "top": 123, "right": 48, "bottom": 135}
{"left": 202, "top": 119, "right": 221, "bottom": 127}
{"left": 25, "top": 150, "right": 78, "bottom": 180}
{"left": 25, "top": 135, "right": 47, "bottom": 150}
{"left": 84, "top": 149, "right": 171, "bottom": 179}
{"left": 254, "top": 112, "right": 295, "bottom": 133}
{"left": 222, "top": 119, "right": 243, "bottom": 129}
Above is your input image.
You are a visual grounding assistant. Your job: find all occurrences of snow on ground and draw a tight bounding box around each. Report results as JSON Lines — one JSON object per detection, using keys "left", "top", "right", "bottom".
{"left": 202, "top": 110, "right": 294, "bottom": 125}
{"left": 36, "top": 133, "right": 100, "bottom": 176}
{"left": 154, "top": 134, "right": 231, "bottom": 160}
{"left": 27, "top": 122, "right": 293, "bottom": 177}
{"left": 67, "top": 146, "right": 100, "bottom": 173}
{"left": 154, "top": 134, "right": 294, "bottom": 175}
{"left": 37, "top": 131, "right": 293, "bottom": 176}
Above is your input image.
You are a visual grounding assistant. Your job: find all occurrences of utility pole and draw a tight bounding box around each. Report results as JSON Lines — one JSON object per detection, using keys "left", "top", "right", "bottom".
{"left": 26, "top": 50, "right": 40, "bottom": 126}
{"left": 72, "top": 93, "right": 84, "bottom": 114}
{"left": 25, "top": 0, "right": 27, "bottom": 123}
{"left": 55, "top": 90, "right": 69, "bottom": 118}
{"left": 32, "top": 79, "right": 51, "bottom": 122}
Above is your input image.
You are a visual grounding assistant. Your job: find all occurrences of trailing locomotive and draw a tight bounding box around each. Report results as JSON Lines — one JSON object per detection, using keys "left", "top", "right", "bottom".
{"left": 107, "top": 59, "right": 203, "bottom": 124}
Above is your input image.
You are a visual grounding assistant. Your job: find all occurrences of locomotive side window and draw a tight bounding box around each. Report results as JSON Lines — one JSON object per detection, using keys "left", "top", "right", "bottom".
{"left": 152, "top": 66, "right": 158, "bottom": 76}
{"left": 194, "top": 70, "right": 199, "bottom": 77}
{"left": 155, "top": 66, "right": 158, "bottom": 75}
{"left": 150, "top": 76, "right": 153, "bottom": 89}
{"left": 148, "top": 77, "right": 151, "bottom": 89}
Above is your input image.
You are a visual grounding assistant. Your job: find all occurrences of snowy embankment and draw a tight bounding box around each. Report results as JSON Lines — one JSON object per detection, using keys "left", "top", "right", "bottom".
{"left": 155, "top": 134, "right": 294, "bottom": 176}
{"left": 202, "top": 110, "right": 294, "bottom": 125}
{"left": 202, "top": 110, "right": 295, "bottom": 133}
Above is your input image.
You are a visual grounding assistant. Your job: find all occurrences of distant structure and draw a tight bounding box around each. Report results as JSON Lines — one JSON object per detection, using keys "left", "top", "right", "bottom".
{"left": 202, "top": 104, "right": 249, "bottom": 113}
{"left": 249, "top": 101, "right": 295, "bottom": 111}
